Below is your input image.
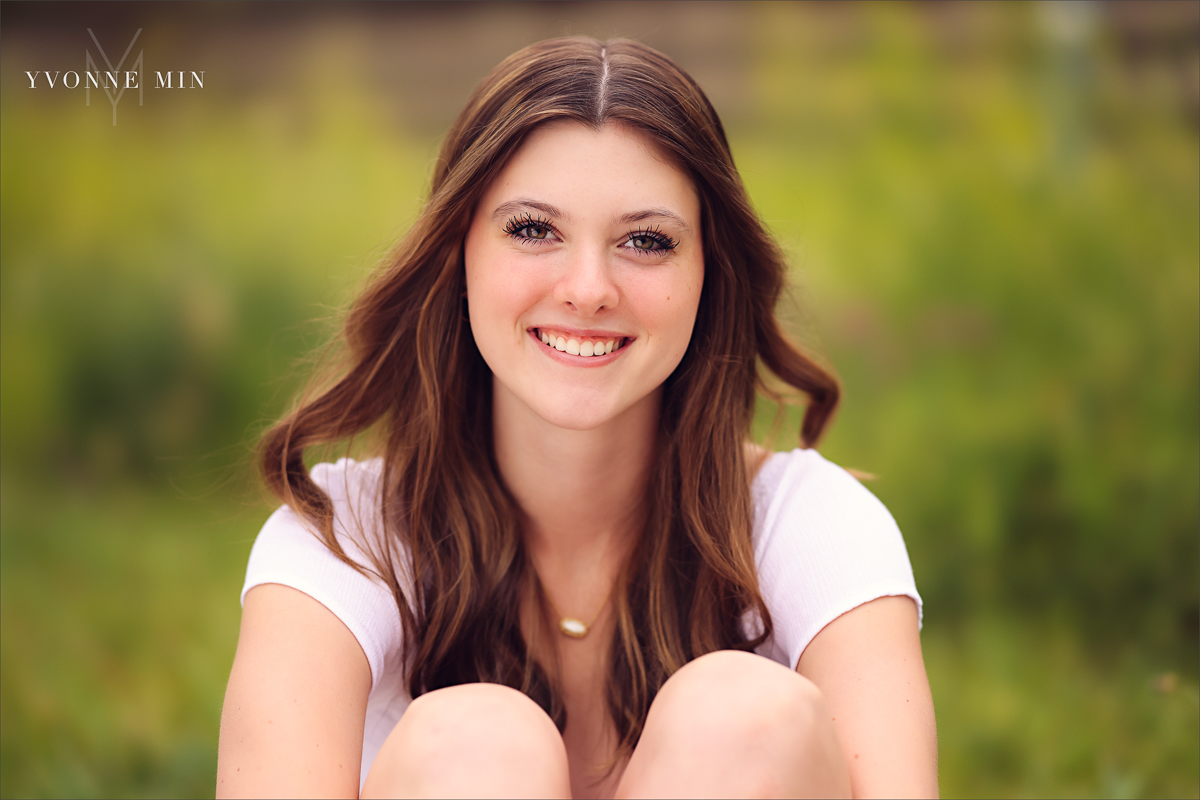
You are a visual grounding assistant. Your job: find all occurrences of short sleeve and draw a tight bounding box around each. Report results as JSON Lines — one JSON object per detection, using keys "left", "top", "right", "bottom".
{"left": 241, "top": 458, "right": 406, "bottom": 691}
{"left": 751, "top": 449, "right": 922, "bottom": 669}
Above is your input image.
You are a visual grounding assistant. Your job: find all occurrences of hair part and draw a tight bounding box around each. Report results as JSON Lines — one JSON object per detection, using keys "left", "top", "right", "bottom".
{"left": 260, "top": 36, "right": 839, "bottom": 762}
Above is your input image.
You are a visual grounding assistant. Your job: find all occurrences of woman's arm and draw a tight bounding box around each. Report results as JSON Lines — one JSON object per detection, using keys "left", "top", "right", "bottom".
{"left": 797, "top": 595, "right": 938, "bottom": 799}
{"left": 217, "top": 583, "right": 372, "bottom": 799}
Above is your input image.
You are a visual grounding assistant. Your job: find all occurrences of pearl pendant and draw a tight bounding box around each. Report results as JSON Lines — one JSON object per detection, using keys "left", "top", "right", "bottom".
{"left": 558, "top": 617, "right": 588, "bottom": 638}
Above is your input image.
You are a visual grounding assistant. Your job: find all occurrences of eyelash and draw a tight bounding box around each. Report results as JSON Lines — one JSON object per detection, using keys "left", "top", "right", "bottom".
{"left": 502, "top": 214, "right": 679, "bottom": 256}
{"left": 625, "top": 226, "right": 678, "bottom": 256}
{"left": 503, "top": 213, "right": 557, "bottom": 245}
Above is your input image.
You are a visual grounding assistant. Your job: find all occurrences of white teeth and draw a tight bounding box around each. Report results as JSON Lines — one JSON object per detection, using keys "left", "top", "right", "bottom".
{"left": 537, "top": 330, "right": 625, "bottom": 357}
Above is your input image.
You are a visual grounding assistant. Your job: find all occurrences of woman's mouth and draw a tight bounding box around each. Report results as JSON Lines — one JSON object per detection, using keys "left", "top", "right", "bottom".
{"left": 532, "top": 328, "right": 630, "bottom": 358}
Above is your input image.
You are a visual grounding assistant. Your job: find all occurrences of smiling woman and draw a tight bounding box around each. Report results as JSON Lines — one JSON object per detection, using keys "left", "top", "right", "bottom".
{"left": 216, "top": 37, "right": 936, "bottom": 799}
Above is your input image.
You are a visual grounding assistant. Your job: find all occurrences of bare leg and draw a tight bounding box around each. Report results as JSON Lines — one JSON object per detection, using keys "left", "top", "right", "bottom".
{"left": 361, "top": 683, "right": 571, "bottom": 799}
{"left": 616, "top": 650, "right": 851, "bottom": 799}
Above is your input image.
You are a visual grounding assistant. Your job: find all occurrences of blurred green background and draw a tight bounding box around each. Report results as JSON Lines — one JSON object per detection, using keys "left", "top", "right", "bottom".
{"left": 1, "top": 1, "right": 1196, "bottom": 797}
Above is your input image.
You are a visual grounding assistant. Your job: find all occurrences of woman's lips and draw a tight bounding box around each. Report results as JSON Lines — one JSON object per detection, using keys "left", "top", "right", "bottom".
{"left": 530, "top": 327, "right": 631, "bottom": 360}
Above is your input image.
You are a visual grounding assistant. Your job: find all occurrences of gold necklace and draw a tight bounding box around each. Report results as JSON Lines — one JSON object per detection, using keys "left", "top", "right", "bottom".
{"left": 541, "top": 581, "right": 616, "bottom": 639}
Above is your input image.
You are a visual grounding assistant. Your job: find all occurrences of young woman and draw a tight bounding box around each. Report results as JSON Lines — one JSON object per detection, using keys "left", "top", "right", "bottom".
{"left": 217, "top": 37, "right": 937, "bottom": 799}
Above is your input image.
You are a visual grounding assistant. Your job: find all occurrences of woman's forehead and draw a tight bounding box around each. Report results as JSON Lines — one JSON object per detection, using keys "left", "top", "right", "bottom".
{"left": 482, "top": 120, "right": 699, "bottom": 225}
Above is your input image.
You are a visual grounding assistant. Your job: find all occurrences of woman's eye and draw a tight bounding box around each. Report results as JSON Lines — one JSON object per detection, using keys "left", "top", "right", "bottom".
{"left": 623, "top": 230, "right": 677, "bottom": 254}
{"left": 519, "top": 224, "right": 551, "bottom": 240}
{"left": 504, "top": 216, "right": 556, "bottom": 243}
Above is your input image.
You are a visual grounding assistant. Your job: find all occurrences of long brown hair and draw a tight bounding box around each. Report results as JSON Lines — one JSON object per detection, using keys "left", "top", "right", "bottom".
{"left": 260, "top": 36, "right": 839, "bottom": 760}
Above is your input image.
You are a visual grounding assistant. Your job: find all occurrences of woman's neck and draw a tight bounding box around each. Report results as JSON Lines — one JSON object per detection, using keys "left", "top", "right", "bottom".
{"left": 491, "top": 380, "right": 659, "bottom": 570}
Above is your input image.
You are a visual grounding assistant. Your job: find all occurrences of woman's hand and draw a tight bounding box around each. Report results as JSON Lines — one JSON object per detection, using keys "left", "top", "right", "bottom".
{"left": 217, "top": 584, "right": 371, "bottom": 799}
{"left": 798, "top": 595, "right": 939, "bottom": 798}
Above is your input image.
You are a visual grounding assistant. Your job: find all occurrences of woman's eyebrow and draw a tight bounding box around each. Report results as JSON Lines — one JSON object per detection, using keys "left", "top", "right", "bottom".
{"left": 616, "top": 208, "right": 691, "bottom": 232}
{"left": 491, "top": 199, "right": 691, "bottom": 232}
{"left": 491, "top": 199, "right": 566, "bottom": 221}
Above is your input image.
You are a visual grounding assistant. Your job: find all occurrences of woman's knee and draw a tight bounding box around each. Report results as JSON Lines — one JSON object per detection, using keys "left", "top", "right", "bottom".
{"left": 621, "top": 651, "right": 847, "bottom": 797}
{"left": 362, "top": 682, "right": 569, "bottom": 798}
{"left": 647, "top": 650, "right": 838, "bottom": 768}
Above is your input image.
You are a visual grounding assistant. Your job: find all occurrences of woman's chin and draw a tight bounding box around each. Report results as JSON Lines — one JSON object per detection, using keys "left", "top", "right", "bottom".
{"left": 530, "top": 400, "right": 626, "bottom": 432}
{"left": 492, "top": 372, "right": 661, "bottom": 434}
{"left": 506, "top": 390, "right": 644, "bottom": 434}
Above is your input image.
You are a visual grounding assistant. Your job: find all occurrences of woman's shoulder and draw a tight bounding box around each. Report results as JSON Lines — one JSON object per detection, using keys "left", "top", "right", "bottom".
{"left": 308, "top": 456, "right": 386, "bottom": 508}
{"left": 250, "top": 456, "right": 394, "bottom": 575}
{"left": 750, "top": 446, "right": 907, "bottom": 566}
{"left": 751, "top": 447, "right": 894, "bottom": 525}
{"left": 256, "top": 457, "right": 390, "bottom": 557}
{"left": 243, "top": 457, "right": 405, "bottom": 689}
{"left": 748, "top": 446, "right": 921, "bottom": 666}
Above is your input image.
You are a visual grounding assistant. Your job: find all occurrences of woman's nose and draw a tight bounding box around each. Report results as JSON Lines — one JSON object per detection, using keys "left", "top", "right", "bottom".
{"left": 552, "top": 247, "right": 619, "bottom": 315}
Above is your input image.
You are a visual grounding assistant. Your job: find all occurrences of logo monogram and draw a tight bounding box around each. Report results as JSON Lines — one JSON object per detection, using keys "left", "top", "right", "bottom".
{"left": 85, "top": 28, "right": 143, "bottom": 126}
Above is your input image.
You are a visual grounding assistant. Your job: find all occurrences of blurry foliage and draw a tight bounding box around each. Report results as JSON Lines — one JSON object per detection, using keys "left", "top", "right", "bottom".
{"left": 741, "top": 1, "right": 1199, "bottom": 667}
{"left": 1, "top": 2, "right": 1197, "bottom": 798}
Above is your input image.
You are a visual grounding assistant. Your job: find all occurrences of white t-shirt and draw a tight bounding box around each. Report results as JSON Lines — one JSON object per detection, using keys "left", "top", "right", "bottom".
{"left": 241, "top": 448, "right": 921, "bottom": 788}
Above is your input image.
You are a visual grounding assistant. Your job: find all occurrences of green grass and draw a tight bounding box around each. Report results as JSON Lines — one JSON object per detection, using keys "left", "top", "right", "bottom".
{"left": 928, "top": 615, "right": 1199, "bottom": 798}
{"left": 0, "top": 480, "right": 255, "bottom": 798}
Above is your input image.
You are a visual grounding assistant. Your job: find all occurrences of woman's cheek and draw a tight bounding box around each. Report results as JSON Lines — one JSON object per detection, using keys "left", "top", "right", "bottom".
{"left": 493, "top": 268, "right": 549, "bottom": 329}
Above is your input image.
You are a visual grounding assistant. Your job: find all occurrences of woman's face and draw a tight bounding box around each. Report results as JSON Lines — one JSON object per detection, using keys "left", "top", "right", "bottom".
{"left": 464, "top": 120, "right": 704, "bottom": 432}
